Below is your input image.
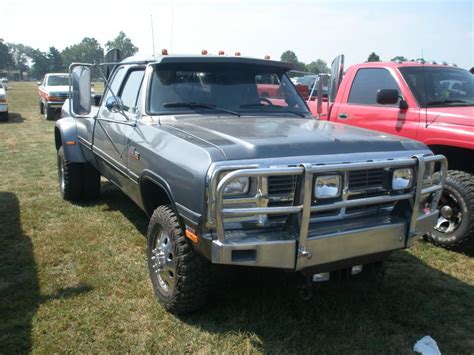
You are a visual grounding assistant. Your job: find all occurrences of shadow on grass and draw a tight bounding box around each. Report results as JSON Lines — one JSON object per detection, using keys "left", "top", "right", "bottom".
{"left": 0, "top": 192, "right": 93, "bottom": 353}
{"left": 94, "top": 184, "right": 474, "bottom": 353}
{"left": 0, "top": 112, "right": 24, "bottom": 124}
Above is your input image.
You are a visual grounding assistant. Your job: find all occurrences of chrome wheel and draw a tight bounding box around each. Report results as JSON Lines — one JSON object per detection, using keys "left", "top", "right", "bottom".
{"left": 151, "top": 230, "right": 176, "bottom": 295}
{"left": 434, "top": 190, "right": 463, "bottom": 235}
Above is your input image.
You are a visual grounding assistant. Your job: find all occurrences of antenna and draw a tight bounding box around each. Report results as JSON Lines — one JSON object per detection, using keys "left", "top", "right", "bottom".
{"left": 170, "top": 0, "right": 174, "bottom": 51}
{"left": 151, "top": 14, "right": 156, "bottom": 58}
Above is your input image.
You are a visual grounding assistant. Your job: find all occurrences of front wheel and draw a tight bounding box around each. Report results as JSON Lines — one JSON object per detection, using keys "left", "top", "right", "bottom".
{"left": 44, "top": 104, "right": 56, "bottom": 120}
{"left": 147, "top": 205, "right": 209, "bottom": 314}
{"left": 426, "top": 170, "right": 474, "bottom": 248}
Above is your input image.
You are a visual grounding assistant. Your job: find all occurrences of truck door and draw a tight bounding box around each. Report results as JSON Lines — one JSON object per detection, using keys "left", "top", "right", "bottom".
{"left": 333, "top": 67, "right": 420, "bottom": 139}
{"left": 93, "top": 66, "right": 145, "bottom": 194}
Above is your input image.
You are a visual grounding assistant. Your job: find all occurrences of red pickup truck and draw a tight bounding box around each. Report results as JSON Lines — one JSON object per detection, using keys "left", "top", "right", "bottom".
{"left": 308, "top": 55, "right": 473, "bottom": 248}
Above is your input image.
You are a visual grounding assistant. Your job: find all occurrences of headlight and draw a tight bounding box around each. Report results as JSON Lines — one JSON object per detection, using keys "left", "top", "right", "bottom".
{"left": 392, "top": 168, "right": 414, "bottom": 190}
{"left": 223, "top": 177, "right": 250, "bottom": 196}
{"left": 315, "top": 175, "right": 341, "bottom": 199}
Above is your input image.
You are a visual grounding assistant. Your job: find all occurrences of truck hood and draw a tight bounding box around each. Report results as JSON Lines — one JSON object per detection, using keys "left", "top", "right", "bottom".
{"left": 427, "top": 106, "right": 474, "bottom": 127}
{"left": 161, "top": 116, "right": 426, "bottom": 160}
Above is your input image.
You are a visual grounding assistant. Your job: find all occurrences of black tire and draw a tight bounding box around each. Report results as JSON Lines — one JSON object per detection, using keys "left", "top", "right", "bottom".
{"left": 147, "top": 205, "right": 209, "bottom": 314}
{"left": 426, "top": 170, "right": 474, "bottom": 248}
{"left": 39, "top": 101, "right": 44, "bottom": 114}
{"left": 44, "top": 104, "right": 56, "bottom": 120}
{"left": 82, "top": 163, "right": 101, "bottom": 200}
{"left": 57, "top": 147, "right": 83, "bottom": 201}
{"left": 0, "top": 111, "right": 8, "bottom": 122}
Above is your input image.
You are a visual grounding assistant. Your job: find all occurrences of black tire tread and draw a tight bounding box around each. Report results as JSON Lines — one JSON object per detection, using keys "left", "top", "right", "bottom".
{"left": 58, "top": 147, "right": 83, "bottom": 201}
{"left": 147, "top": 205, "right": 209, "bottom": 314}
{"left": 427, "top": 170, "right": 474, "bottom": 248}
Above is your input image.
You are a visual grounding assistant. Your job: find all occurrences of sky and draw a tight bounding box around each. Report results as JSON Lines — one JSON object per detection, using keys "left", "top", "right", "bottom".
{"left": 2, "top": 0, "right": 473, "bottom": 69}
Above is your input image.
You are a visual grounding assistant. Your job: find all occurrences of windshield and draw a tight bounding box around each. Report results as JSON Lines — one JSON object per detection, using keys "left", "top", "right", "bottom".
{"left": 148, "top": 63, "right": 310, "bottom": 117}
{"left": 47, "top": 75, "right": 69, "bottom": 86}
{"left": 400, "top": 66, "right": 474, "bottom": 107}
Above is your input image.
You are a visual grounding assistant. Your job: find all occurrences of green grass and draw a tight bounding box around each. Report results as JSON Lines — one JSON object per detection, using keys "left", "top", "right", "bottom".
{"left": 1, "top": 82, "right": 473, "bottom": 353}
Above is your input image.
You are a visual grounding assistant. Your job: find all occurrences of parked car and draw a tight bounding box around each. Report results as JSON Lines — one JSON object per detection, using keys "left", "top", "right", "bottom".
{"left": 55, "top": 53, "right": 446, "bottom": 314}
{"left": 38, "top": 73, "right": 70, "bottom": 120}
{"left": 309, "top": 56, "right": 474, "bottom": 247}
{"left": 0, "top": 81, "right": 9, "bottom": 122}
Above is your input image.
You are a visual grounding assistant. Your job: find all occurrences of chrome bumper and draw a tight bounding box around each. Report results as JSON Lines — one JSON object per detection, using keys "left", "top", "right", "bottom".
{"left": 210, "top": 155, "right": 447, "bottom": 271}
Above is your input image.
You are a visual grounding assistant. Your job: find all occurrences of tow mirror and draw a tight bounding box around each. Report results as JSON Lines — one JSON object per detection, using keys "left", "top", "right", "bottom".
{"left": 105, "top": 96, "right": 124, "bottom": 113}
{"left": 71, "top": 65, "right": 92, "bottom": 116}
{"left": 316, "top": 74, "right": 330, "bottom": 115}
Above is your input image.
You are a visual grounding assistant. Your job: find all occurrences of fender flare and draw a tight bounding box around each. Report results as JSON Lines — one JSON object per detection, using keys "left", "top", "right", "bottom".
{"left": 139, "top": 170, "right": 179, "bottom": 215}
{"left": 54, "top": 117, "right": 87, "bottom": 163}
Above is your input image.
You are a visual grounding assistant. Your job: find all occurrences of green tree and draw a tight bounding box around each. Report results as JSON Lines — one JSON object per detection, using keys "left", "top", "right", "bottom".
{"left": 61, "top": 37, "right": 104, "bottom": 68}
{"left": 30, "top": 49, "right": 49, "bottom": 79}
{"left": 367, "top": 52, "right": 381, "bottom": 62}
{"left": 0, "top": 40, "right": 14, "bottom": 70}
{"left": 306, "top": 59, "right": 330, "bottom": 74}
{"left": 280, "top": 50, "right": 306, "bottom": 71}
{"left": 7, "top": 43, "right": 33, "bottom": 79}
{"left": 390, "top": 55, "right": 408, "bottom": 62}
{"left": 106, "top": 31, "right": 138, "bottom": 59}
{"left": 47, "top": 47, "right": 64, "bottom": 72}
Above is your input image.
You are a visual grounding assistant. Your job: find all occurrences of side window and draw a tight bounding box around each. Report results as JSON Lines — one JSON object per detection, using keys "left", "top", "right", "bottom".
{"left": 118, "top": 70, "right": 145, "bottom": 112}
{"left": 103, "top": 67, "right": 127, "bottom": 102}
{"left": 348, "top": 68, "right": 399, "bottom": 105}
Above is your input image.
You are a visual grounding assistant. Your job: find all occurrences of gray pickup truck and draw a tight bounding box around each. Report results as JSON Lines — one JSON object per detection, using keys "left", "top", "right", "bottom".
{"left": 56, "top": 54, "right": 447, "bottom": 314}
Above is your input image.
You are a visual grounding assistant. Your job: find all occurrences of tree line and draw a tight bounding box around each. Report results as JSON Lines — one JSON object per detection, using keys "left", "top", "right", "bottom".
{"left": 0, "top": 32, "right": 138, "bottom": 79}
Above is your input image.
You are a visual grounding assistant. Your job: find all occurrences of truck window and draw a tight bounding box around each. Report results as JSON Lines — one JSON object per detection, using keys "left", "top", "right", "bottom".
{"left": 348, "top": 68, "right": 399, "bottom": 105}
{"left": 119, "top": 69, "right": 145, "bottom": 112}
{"left": 148, "top": 64, "right": 309, "bottom": 116}
{"left": 103, "top": 67, "right": 127, "bottom": 103}
{"left": 399, "top": 66, "right": 474, "bottom": 107}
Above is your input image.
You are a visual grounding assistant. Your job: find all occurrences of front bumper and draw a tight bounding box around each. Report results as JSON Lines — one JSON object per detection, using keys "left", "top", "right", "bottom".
{"left": 0, "top": 104, "right": 8, "bottom": 112}
{"left": 209, "top": 155, "right": 447, "bottom": 271}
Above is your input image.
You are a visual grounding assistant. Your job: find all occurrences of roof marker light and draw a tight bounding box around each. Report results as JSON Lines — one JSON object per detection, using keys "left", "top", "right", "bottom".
{"left": 264, "top": 55, "right": 271, "bottom": 60}
{"left": 201, "top": 49, "right": 208, "bottom": 55}
{"left": 235, "top": 51, "right": 241, "bottom": 56}
{"left": 218, "top": 50, "right": 225, "bottom": 55}
{"left": 161, "top": 48, "right": 168, "bottom": 55}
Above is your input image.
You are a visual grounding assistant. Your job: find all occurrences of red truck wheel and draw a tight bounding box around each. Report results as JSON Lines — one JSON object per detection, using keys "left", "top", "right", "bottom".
{"left": 426, "top": 170, "right": 474, "bottom": 248}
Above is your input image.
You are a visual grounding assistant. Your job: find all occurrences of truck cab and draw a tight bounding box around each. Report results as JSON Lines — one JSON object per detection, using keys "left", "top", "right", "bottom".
{"left": 309, "top": 57, "right": 474, "bottom": 247}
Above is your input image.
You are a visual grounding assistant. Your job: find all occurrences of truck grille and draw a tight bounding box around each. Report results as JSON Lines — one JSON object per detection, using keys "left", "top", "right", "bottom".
{"left": 268, "top": 175, "right": 297, "bottom": 196}
{"left": 349, "top": 168, "right": 384, "bottom": 190}
{"left": 267, "top": 175, "right": 297, "bottom": 223}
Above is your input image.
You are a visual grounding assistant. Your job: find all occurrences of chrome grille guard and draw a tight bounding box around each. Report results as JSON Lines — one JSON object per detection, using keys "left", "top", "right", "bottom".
{"left": 212, "top": 155, "right": 447, "bottom": 255}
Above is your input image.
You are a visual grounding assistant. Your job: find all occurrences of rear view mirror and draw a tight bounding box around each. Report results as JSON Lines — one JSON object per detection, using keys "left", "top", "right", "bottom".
{"left": 377, "top": 89, "right": 399, "bottom": 105}
{"left": 71, "top": 66, "right": 92, "bottom": 116}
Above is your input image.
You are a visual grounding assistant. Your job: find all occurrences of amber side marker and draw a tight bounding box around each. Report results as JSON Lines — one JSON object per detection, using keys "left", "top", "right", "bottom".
{"left": 66, "top": 141, "right": 76, "bottom": 145}
{"left": 185, "top": 229, "right": 199, "bottom": 243}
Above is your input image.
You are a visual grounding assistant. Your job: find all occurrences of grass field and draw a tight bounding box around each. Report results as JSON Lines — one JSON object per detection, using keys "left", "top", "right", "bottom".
{"left": 1, "top": 82, "right": 473, "bottom": 354}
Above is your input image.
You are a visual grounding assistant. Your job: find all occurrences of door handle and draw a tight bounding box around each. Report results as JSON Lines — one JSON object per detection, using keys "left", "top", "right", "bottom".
{"left": 338, "top": 113, "right": 349, "bottom": 119}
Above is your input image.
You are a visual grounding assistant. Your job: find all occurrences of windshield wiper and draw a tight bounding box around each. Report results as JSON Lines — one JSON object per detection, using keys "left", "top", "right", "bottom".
{"left": 163, "top": 102, "right": 240, "bottom": 117}
{"left": 426, "top": 99, "right": 473, "bottom": 106}
{"left": 239, "top": 103, "right": 306, "bottom": 117}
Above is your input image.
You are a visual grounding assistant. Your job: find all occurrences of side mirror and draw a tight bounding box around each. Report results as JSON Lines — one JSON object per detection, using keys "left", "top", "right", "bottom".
{"left": 316, "top": 74, "right": 330, "bottom": 115}
{"left": 105, "top": 96, "right": 123, "bottom": 113}
{"left": 37, "top": 81, "right": 42, "bottom": 86}
{"left": 376, "top": 89, "right": 399, "bottom": 105}
{"left": 71, "top": 66, "right": 92, "bottom": 116}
